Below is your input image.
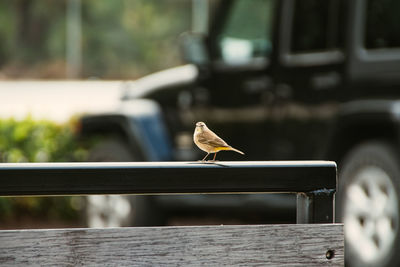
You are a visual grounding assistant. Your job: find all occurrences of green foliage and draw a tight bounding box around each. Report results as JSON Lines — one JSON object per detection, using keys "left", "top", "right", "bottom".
{"left": 0, "top": 196, "right": 84, "bottom": 224}
{"left": 0, "top": 0, "right": 191, "bottom": 79}
{"left": 0, "top": 117, "right": 86, "bottom": 162}
{"left": 81, "top": 0, "right": 191, "bottom": 78}
{"left": 0, "top": 117, "right": 87, "bottom": 226}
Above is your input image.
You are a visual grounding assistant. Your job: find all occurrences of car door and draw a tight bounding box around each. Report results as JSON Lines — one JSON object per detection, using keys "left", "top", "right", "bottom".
{"left": 272, "top": 0, "right": 347, "bottom": 159}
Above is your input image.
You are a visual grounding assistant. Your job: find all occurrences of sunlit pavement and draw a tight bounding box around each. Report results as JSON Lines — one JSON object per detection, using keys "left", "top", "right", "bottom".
{"left": 0, "top": 81, "right": 124, "bottom": 122}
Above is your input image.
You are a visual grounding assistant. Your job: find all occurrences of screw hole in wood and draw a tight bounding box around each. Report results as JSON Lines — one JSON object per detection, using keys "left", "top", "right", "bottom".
{"left": 326, "top": 249, "right": 335, "bottom": 260}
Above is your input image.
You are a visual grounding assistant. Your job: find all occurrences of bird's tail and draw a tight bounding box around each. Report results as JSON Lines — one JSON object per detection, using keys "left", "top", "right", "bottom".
{"left": 229, "top": 147, "right": 245, "bottom": 155}
{"left": 216, "top": 146, "right": 245, "bottom": 155}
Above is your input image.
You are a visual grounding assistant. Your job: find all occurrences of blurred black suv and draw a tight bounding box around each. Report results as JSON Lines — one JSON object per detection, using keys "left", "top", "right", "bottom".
{"left": 80, "top": 1, "right": 400, "bottom": 266}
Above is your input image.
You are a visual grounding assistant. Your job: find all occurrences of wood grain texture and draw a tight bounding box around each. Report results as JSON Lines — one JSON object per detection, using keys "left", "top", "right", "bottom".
{"left": 0, "top": 224, "right": 343, "bottom": 266}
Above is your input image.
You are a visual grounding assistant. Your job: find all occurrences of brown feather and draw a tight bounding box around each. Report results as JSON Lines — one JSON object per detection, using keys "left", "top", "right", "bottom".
{"left": 197, "top": 131, "right": 229, "bottom": 147}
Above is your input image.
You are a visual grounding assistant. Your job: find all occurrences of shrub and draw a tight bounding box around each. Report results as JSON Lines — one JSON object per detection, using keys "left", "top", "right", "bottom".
{"left": 0, "top": 117, "right": 87, "bottom": 227}
{"left": 0, "top": 117, "right": 86, "bottom": 162}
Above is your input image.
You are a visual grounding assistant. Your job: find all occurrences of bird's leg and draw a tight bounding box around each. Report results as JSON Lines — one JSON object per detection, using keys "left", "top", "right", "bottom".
{"left": 211, "top": 152, "right": 217, "bottom": 161}
{"left": 201, "top": 153, "right": 210, "bottom": 162}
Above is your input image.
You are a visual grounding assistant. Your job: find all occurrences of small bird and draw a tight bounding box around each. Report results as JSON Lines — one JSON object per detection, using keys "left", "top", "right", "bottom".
{"left": 193, "top": 121, "right": 244, "bottom": 161}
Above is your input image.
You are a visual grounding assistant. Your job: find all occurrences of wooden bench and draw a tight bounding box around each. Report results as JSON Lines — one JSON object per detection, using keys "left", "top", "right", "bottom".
{"left": 0, "top": 161, "right": 344, "bottom": 266}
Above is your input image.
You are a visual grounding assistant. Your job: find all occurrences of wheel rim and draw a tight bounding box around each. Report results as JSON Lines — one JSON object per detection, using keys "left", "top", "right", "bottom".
{"left": 87, "top": 195, "right": 132, "bottom": 227}
{"left": 344, "top": 166, "right": 399, "bottom": 264}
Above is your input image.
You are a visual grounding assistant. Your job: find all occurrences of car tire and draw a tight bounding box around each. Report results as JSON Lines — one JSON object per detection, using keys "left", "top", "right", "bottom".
{"left": 86, "top": 138, "right": 166, "bottom": 227}
{"left": 338, "top": 141, "right": 400, "bottom": 267}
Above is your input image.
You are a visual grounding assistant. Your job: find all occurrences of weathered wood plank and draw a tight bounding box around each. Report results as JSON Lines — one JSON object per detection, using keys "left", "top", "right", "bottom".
{"left": 0, "top": 224, "right": 343, "bottom": 266}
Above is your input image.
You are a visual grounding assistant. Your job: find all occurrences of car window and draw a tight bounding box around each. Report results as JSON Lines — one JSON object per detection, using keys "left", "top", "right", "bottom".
{"left": 216, "top": 0, "right": 276, "bottom": 64}
{"left": 365, "top": 0, "right": 400, "bottom": 49}
{"left": 291, "top": 0, "right": 343, "bottom": 53}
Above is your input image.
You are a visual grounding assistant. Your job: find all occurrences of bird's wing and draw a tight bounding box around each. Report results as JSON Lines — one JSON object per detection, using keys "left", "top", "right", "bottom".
{"left": 198, "top": 131, "right": 229, "bottom": 147}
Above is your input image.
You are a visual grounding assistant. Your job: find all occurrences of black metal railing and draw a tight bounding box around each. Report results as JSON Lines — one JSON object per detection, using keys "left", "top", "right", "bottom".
{"left": 0, "top": 161, "right": 337, "bottom": 223}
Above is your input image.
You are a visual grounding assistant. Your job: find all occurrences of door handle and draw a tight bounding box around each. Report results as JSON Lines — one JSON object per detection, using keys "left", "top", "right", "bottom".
{"left": 311, "top": 72, "right": 341, "bottom": 90}
{"left": 243, "top": 76, "right": 273, "bottom": 94}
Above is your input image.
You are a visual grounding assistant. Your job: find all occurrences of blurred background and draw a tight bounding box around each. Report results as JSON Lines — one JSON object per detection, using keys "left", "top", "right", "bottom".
{"left": 0, "top": 0, "right": 201, "bottom": 229}
{"left": 0, "top": 0, "right": 193, "bottom": 80}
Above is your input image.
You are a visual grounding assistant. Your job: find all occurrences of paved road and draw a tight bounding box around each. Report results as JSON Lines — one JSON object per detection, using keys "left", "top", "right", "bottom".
{"left": 0, "top": 81, "right": 125, "bottom": 122}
